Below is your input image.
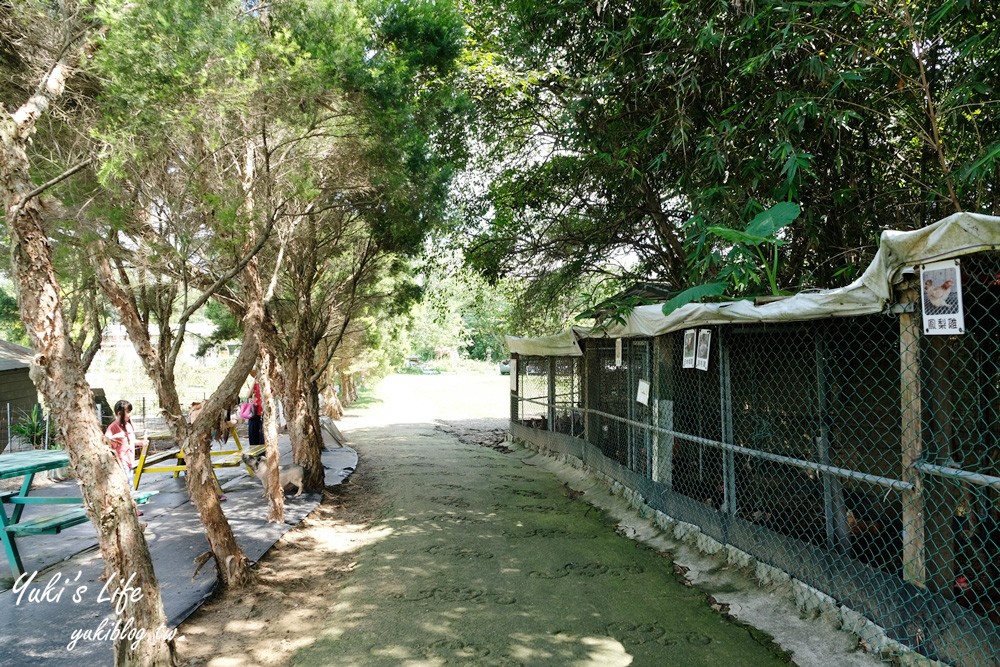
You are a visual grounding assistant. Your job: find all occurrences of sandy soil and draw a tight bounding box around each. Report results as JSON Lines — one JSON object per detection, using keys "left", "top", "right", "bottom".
{"left": 173, "top": 373, "right": 878, "bottom": 667}
{"left": 177, "top": 451, "right": 390, "bottom": 666}
{"left": 175, "top": 374, "right": 509, "bottom": 666}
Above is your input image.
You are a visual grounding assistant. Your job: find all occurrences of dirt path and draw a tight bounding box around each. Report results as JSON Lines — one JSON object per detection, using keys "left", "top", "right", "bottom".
{"left": 176, "top": 374, "right": 872, "bottom": 666}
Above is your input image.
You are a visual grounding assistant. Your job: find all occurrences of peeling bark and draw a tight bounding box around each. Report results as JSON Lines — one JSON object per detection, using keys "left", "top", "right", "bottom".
{"left": 1, "top": 43, "right": 175, "bottom": 666}
{"left": 340, "top": 371, "right": 358, "bottom": 405}
{"left": 279, "top": 355, "right": 325, "bottom": 491}
{"left": 322, "top": 383, "right": 345, "bottom": 420}
{"left": 258, "top": 350, "right": 285, "bottom": 522}
{"left": 92, "top": 251, "right": 256, "bottom": 589}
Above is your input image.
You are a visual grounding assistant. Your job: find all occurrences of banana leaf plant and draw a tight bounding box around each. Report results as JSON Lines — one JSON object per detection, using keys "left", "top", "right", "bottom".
{"left": 663, "top": 201, "right": 801, "bottom": 316}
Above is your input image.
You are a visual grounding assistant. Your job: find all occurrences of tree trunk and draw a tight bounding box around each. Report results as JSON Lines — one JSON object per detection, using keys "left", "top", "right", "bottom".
{"left": 93, "top": 253, "right": 257, "bottom": 589}
{"left": 301, "top": 377, "right": 325, "bottom": 489}
{"left": 182, "top": 431, "right": 252, "bottom": 586}
{"left": 258, "top": 350, "right": 285, "bottom": 522}
{"left": 280, "top": 355, "right": 325, "bottom": 491}
{"left": 162, "top": 332, "right": 260, "bottom": 590}
{"left": 340, "top": 372, "right": 358, "bottom": 405}
{"left": 322, "top": 383, "right": 344, "bottom": 420}
{"left": 182, "top": 306, "right": 265, "bottom": 586}
{"left": 2, "top": 69, "right": 175, "bottom": 663}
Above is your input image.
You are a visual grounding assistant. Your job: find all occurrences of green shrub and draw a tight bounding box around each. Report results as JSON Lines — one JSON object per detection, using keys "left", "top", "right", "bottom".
{"left": 12, "top": 404, "right": 56, "bottom": 449}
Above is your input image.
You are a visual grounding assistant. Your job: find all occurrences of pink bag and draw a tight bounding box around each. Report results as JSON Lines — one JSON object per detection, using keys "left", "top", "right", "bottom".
{"left": 238, "top": 402, "right": 255, "bottom": 420}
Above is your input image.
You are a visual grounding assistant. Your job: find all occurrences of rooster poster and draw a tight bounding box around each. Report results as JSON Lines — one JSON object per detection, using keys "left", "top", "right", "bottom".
{"left": 682, "top": 329, "right": 696, "bottom": 368}
{"left": 921, "top": 259, "right": 965, "bottom": 335}
{"left": 695, "top": 329, "right": 712, "bottom": 371}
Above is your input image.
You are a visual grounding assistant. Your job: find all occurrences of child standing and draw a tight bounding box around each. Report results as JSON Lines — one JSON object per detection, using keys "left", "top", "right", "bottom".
{"left": 247, "top": 369, "right": 264, "bottom": 447}
{"left": 105, "top": 399, "right": 142, "bottom": 476}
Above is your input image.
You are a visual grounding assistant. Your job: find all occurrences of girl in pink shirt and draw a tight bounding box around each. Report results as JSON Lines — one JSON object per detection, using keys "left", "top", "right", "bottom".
{"left": 105, "top": 399, "right": 140, "bottom": 475}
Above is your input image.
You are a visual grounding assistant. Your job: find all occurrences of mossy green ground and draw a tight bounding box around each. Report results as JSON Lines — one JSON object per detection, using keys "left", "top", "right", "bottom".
{"left": 292, "top": 412, "right": 791, "bottom": 667}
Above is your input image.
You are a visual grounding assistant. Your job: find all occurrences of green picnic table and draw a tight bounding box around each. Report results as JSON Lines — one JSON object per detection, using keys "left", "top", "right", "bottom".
{"left": 0, "top": 450, "right": 158, "bottom": 578}
{"left": 0, "top": 449, "right": 86, "bottom": 578}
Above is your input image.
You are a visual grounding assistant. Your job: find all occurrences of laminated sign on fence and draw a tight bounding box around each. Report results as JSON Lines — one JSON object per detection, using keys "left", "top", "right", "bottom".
{"left": 695, "top": 329, "right": 711, "bottom": 371}
{"left": 921, "top": 259, "right": 965, "bottom": 335}
{"left": 682, "top": 329, "right": 696, "bottom": 368}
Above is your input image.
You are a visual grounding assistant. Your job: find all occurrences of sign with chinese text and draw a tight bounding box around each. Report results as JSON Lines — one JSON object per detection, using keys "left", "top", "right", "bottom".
{"left": 682, "top": 330, "right": 696, "bottom": 368}
{"left": 921, "top": 259, "right": 965, "bottom": 336}
{"left": 696, "top": 329, "right": 712, "bottom": 371}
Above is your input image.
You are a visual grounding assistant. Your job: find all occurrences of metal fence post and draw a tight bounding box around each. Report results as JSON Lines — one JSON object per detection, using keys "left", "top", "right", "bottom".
{"left": 547, "top": 357, "right": 556, "bottom": 431}
{"left": 626, "top": 340, "right": 636, "bottom": 471}
{"left": 659, "top": 407, "right": 674, "bottom": 490}
{"left": 718, "top": 328, "right": 736, "bottom": 516}
{"left": 569, "top": 357, "right": 583, "bottom": 437}
{"left": 584, "top": 348, "right": 592, "bottom": 447}
{"left": 510, "top": 354, "right": 518, "bottom": 422}
{"left": 643, "top": 340, "right": 653, "bottom": 475}
{"left": 816, "top": 328, "right": 850, "bottom": 553}
{"left": 653, "top": 336, "right": 673, "bottom": 488}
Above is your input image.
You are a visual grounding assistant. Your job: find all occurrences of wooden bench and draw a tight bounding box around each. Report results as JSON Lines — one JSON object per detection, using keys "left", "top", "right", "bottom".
{"left": 1, "top": 485, "right": 153, "bottom": 541}
{"left": 2, "top": 489, "right": 155, "bottom": 505}
{"left": 0, "top": 450, "right": 86, "bottom": 577}
{"left": 4, "top": 491, "right": 156, "bottom": 537}
{"left": 132, "top": 445, "right": 187, "bottom": 490}
{"left": 215, "top": 444, "right": 267, "bottom": 471}
{"left": 132, "top": 428, "right": 265, "bottom": 489}
{"left": 141, "top": 448, "right": 183, "bottom": 466}
{"left": 5, "top": 506, "right": 89, "bottom": 536}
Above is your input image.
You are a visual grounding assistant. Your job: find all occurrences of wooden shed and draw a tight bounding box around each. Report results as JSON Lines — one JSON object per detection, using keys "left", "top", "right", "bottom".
{"left": 0, "top": 339, "right": 38, "bottom": 416}
{"left": 0, "top": 339, "right": 40, "bottom": 453}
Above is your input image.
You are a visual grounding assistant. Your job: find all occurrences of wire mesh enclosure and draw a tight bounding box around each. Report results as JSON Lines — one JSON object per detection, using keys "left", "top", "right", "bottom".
{"left": 515, "top": 356, "right": 550, "bottom": 429}
{"left": 510, "top": 251, "right": 1000, "bottom": 667}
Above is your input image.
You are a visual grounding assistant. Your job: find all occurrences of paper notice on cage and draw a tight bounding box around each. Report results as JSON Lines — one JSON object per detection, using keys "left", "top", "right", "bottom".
{"left": 682, "top": 329, "right": 696, "bottom": 368}
{"left": 695, "top": 329, "right": 712, "bottom": 371}
{"left": 636, "top": 379, "right": 650, "bottom": 406}
{"left": 615, "top": 338, "right": 623, "bottom": 367}
{"left": 921, "top": 259, "right": 965, "bottom": 335}
{"left": 510, "top": 358, "right": 517, "bottom": 391}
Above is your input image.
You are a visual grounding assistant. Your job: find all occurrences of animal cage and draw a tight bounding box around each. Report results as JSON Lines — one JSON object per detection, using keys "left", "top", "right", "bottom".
{"left": 507, "top": 213, "right": 1000, "bottom": 666}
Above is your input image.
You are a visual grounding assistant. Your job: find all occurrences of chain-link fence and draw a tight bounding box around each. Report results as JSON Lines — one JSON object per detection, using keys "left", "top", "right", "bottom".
{"left": 0, "top": 391, "right": 209, "bottom": 455}
{"left": 0, "top": 402, "right": 59, "bottom": 453}
{"left": 511, "top": 252, "right": 1000, "bottom": 666}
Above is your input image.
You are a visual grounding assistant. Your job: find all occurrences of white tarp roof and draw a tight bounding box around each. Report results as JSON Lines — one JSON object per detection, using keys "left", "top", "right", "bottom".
{"left": 506, "top": 329, "right": 583, "bottom": 357}
{"left": 507, "top": 212, "right": 1000, "bottom": 355}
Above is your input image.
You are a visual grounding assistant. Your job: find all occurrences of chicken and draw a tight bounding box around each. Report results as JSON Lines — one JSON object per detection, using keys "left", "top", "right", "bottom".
{"left": 846, "top": 509, "right": 881, "bottom": 537}
{"left": 924, "top": 278, "right": 954, "bottom": 309}
{"left": 954, "top": 574, "right": 1000, "bottom": 626}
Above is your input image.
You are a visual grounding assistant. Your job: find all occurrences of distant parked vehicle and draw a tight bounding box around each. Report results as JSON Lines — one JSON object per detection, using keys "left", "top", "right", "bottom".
{"left": 498, "top": 360, "right": 511, "bottom": 375}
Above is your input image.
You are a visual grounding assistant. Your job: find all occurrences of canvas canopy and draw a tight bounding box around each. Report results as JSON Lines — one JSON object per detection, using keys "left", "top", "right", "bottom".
{"left": 507, "top": 212, "right": 1000, "bottom": 355}
{"left": 506, "top": 329, "right": 583, "bottom": 357}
